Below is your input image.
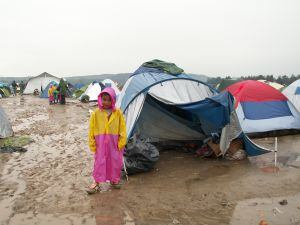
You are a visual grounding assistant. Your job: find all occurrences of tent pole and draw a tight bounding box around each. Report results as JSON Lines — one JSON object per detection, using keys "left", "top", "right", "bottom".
{"left": 274, "top": 137, "right": 278, "bottom": 170}
{"left": 123, "top": 157, "right": 129, "bottom": 181}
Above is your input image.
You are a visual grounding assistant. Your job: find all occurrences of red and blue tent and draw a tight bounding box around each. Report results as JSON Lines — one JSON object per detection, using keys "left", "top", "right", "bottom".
{"left": 226, "top": 80, "right": 300, "bottom": 133}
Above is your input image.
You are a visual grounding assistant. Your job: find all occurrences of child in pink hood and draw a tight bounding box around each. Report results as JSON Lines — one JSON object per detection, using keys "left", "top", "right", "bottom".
{"left": 87, "top": 87, "right": 127, "bottom": 194}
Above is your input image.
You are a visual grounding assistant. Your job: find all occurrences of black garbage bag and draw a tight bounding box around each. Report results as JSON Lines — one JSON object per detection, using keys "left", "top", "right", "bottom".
{"left": 124, "top": 135, "right": 159, "bottom": 175}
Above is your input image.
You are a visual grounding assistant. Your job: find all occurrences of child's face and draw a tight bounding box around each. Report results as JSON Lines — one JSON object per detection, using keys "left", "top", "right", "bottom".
{"left": 102, "top": 94, "right": 112, "bottom": 109}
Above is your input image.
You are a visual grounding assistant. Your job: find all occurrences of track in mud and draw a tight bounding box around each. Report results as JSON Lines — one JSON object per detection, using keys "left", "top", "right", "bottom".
{"left": 1, "top": 96, "right": 300, "bottom": 225}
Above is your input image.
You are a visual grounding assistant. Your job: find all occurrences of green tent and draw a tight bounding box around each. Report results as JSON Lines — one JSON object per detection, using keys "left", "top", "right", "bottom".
{"left": 0, "top": 87, "right": 11, "bottom": 97}
{"left": 74, "top": 84, "right": 89, "bottom": 98}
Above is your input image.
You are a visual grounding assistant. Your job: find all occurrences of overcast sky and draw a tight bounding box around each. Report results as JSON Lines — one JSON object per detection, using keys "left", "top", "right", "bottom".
{"left": 0, "top": 0, "right": 299, "bottom": 77}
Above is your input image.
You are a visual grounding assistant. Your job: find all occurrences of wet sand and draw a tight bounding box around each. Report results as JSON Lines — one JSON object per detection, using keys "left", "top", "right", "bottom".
{"left": 1, "top": 96, "right": 300, "bottom": 225}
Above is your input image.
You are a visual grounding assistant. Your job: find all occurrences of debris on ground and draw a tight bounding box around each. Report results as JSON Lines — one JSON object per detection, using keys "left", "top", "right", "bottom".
{"left": 279, "top": 199, "right": 288, "bottom": 206}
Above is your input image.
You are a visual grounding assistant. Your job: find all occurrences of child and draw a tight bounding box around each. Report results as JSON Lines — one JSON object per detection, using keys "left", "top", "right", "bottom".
{"left": 48, "top": 84, "right": 54, "bottom": 104}
{"left": 53, "top": 85, "right": 59, "bottom": 104}
{"left": 87, "top": 87, "right": 127, "bottom": 194}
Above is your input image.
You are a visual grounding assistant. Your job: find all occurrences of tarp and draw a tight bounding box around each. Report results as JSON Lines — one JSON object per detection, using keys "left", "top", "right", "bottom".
{"left": 226, "top": 80, "right": 300, "bottom": 133}
{"left": 0, "top": 106, "right": 13, "bottom": 138}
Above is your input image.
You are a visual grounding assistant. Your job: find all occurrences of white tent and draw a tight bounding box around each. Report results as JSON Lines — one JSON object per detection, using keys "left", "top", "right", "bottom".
{"left": 283, "top": 79, "right": 300, "bottom": 112}
{"left": 23, "top": 72, "right": 60, "bottom": 95}
{"left": 0, "top": 106, "right": 13, "bottom": 138}
{"left": 80, "top": 82, "right": 102, "bottom": 102}
{"left": 80, "top": 80, "right": 120, "bottom": 102}
{"left": 101, "top": 79, "right": 121, "bottom": 96}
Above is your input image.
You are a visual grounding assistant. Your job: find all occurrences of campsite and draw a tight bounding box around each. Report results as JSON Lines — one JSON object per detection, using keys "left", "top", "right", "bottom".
{"left": 1, "top": 60, "right": 300, "bottom": 225}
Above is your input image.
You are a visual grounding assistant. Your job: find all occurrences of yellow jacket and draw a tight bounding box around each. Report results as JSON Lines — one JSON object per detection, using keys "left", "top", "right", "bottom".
{"left": 88, "top": 108, "right": 127, "bottom": 153}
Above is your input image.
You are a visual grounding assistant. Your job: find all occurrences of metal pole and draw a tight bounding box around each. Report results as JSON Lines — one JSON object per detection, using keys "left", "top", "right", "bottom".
{"left": 274, "top": 137, "right": 278, "bottom": 170}
{"left": 123, "top": 157, "right": 129, "bottom": 181}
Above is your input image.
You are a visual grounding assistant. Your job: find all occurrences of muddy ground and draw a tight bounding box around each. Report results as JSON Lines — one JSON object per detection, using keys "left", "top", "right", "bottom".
{"left": 0, "top": 96, "right": 300, "bottom": 225}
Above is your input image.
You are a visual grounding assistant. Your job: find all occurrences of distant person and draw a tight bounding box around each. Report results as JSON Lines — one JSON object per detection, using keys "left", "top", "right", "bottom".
{"left": 19, "top": 81, "right": 25, "bottom": 95}
{"left": 48, "top": 84, "right": 55, "bottom": 105}
{"left": 86, "top": 87, "right": 127, "bottom": 194}
{"left": 58, "top": 78, "right": 67, "bottom": 104}
{"left": 11, "top": 80, "right": 17, "bottom": 96}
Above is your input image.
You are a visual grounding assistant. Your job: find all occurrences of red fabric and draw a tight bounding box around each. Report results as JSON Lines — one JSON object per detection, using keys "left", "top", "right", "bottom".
{"left": 225, "top": 80, "right": 287, "bottom": 108}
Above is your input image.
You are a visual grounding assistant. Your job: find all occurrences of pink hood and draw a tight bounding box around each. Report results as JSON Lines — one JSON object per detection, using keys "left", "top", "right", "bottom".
{"left": 98, "top": 87, "right": 116, "bottom": 111}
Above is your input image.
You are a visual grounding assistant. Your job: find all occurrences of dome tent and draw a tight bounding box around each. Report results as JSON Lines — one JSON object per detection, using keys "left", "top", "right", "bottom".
{"left": 226, "top": 80, "right": 300, "bottom": 134}
{"left": 282, "top": 79, "right": 300, "bottom": 112}
{"left": 117, "top": 60, "right": 269, "bottom": 173}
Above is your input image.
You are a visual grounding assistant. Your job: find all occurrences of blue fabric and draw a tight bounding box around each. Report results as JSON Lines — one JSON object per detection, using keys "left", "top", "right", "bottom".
{"left": 241, "top": 134, "right": 270, "bottom": 156}
{"left": 120, "top": 72, "right": 216, "bottom": 111}
{"left": 295, "top": 87, "right": 300, "bottom": 95}
{"left": 177, "top": 92, "right": 234, "bottom": 135}
{"left": 241, "top": 101, "right": 292, "bottom": 120}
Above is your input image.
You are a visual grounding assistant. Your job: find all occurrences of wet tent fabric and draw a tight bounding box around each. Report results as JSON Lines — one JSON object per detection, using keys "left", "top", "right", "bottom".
{"left": 283, "top": 79, "right": 300, "bottom": 112}
{"left": 226, "top": 80, "right": 300, "bottom": 133}
{"left": 23, "top": 72, "right": 60, "bottom": 94}
{"left": 117, "top": 65, "right": 269, "bottom": 156}
{"left": 40, "top": 81, "right": 58, "bottom": 98}
{"left": 0, "top": 106, "right": 13, "bottom": 138}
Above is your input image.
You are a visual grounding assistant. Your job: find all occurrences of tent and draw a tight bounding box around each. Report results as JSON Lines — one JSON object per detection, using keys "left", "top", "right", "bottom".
{"left": 117, "top": 61, "right": 269, "bottom": 162}
{"left": 0, "top": 83, "right": 11, "bottom": 97}
{"left": 216, "top": 78, "right": 241, "bottom": 91}
{"left": 74, "top": 84, "right": 89, "bottom": 98}
{"left": 101, "top": 79, "right": 121, "bottom": 96}
{"left": 23, "top": 72, "right": 60, "bottom": 95}
{"left": 226, "top": 80, "right": 300, "bottom": 134}
{"left": 0, "top": 106, "right": 13, "bottom": 138}
{"left": 79, "top": 80, "right": 120, "bottom": 102}
{"left": 282, "top": 79, "right": 300, "bottom": 112}
{"left": 258, "top": 80, "right": 284, "bottom": 90}
{"left": 79, "top": 82, "right": 104, "bottom": 102}
{"left": 40, "top": 81, "right": 59, "bottom": 98}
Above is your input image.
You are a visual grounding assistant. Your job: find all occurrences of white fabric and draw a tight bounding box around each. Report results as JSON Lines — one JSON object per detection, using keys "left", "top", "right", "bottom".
{"left": 81, "top": 83, "right": 102, "bottom": 101}
{"left": 148, "top": 79, "right": 213, "bottom": 104}
{"left": 0, "top": 106, "right": 13, "bottom": 138}
{"left": 102, "top": 79, "right": 121, "bottom": 96}
{"left": 124, "top": 93, "right": 146, "bottom": 138}
{"left": 119, "top": 79, "right": 215, "bottom": 138}
{"left": 24, "top": 74, "right": 60, "bottom": 94}
{"left": 236, "top": 101, "right": 300, "bottom": 133}
{"left": 283, "top": 79, "right": 300, "bottom": 112}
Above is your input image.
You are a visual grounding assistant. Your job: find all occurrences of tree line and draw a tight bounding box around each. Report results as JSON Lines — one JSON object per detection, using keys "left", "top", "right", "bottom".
{"left": 208, "top": 74, "right": 300, "bottom": 87}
